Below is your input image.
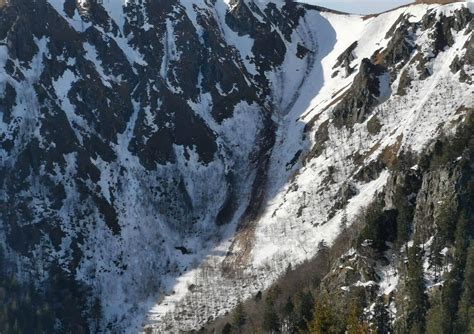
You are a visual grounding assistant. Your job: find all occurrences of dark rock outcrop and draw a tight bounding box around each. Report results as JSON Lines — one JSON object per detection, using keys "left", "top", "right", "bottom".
{"left": 333, "top": 41, "right": 358, "bottom": 77}
{"left": 332, "top": 58, "right": 385, "bottom": 127}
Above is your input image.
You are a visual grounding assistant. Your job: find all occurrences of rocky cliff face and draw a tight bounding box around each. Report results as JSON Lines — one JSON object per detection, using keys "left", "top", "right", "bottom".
{"left": 0, "top": 0, "right": 472, "bottom": 333}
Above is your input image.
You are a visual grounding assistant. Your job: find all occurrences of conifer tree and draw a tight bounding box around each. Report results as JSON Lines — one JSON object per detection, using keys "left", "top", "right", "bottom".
{"left": 436, "top": 212, "right": 471, "bottom": 333}
{"left": 91, "top": 297, "right": 102, "bottom": 331}
{"left": 282, "top": 296, "right": 295, "bottom": 332}
{"left": 233, "top": 301, "right": 246, "bottom": 333}
{"left": 455, "top": 240, "right": 474, "bottom": 333}
{"left": 222, "top": 322, "right": 232, "bottom": 334}
{"left": 296, "top": 291, "right": 314, "bottom": 331}
{"left": 340, "top": 209, "right": 348, "bottom": 231}
{"left": 406, "top": 245, "right": 427, "bottom": 333}
{"left": 346, "top": 301, "right": 362, "bottom": 334}
{"left": 373, "top": 297, "right": 392, "bottom": 334}
{"left": 318, "top": 240, "right": 331, "bottom": 271}
{"left": 393, "top": 185, "right": 412, "bottom": 248}
{"left": 425, "top": 297, "right": 449, "bottom": 334}
{"left": 283, "top": 296, "right": 294, "bottom": 317}
{"left": 308, "top": 295, "right": 337, "bottom": 334}
{"left": 263, "top": 304, "right": 280, "bottom": 333}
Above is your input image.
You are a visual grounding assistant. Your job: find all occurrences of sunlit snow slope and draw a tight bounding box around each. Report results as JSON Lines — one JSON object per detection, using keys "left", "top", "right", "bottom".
{"left": 144, "top": 2, "right": 473, "bottom": 332}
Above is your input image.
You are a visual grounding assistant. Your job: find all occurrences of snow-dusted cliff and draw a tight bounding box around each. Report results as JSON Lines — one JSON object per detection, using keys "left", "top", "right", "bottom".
{"left": 144, "top": 2, "right": 474, "bottom": 332}
{"left": 0, "top": 0, "right": 472, "bottom": 333}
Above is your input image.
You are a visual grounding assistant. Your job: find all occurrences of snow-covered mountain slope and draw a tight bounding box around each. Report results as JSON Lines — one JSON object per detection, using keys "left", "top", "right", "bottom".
{"left": 144, "top": 2, "right": 474, "bottom": 332}
{"left": 0, "top": 0, "right": 472, "bottom": 333}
